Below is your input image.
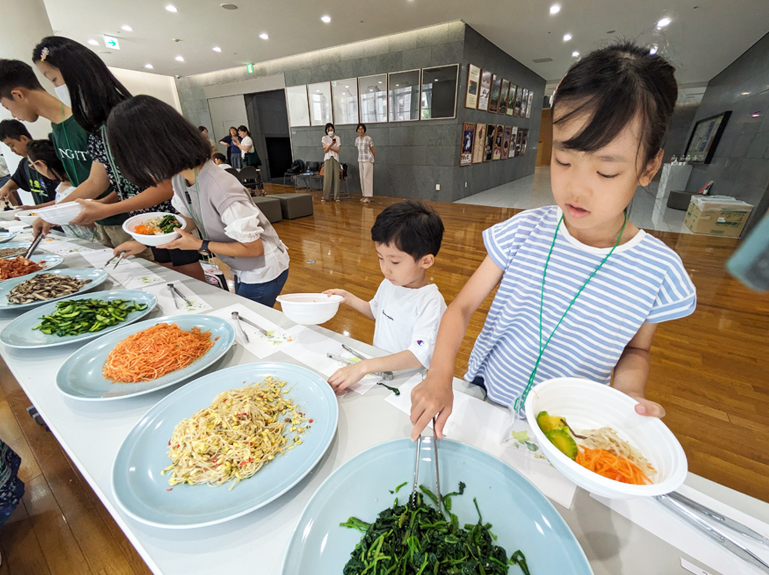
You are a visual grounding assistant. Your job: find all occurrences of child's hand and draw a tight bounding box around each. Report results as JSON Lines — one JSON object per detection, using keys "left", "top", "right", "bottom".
{"left": 327, "top": 361, "right": 367, "bottom": 393}
{"left": 629, "top": 395, "right": 666, "bottom": 418}
{"left": 410, "top": 372, "right": 454, "bottom": 441}
{"left": 323, "top": 288, "right": 352, "bottom": 304}
{"left": 113, "top": 240, "right": 147, "bottom": 258}
{"left": 157, "top": 228, "right": 203, "bottom": 251}
{"left": 31, "top": 217, "right": 54, "bottom": 238}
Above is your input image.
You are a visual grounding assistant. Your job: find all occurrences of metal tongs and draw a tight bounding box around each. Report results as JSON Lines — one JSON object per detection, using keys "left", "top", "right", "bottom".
{"left": 23, "top": 232, "right": 44, "bottom": 260}
{"left": 232, "top": 311, "right": 270, "bottom": 344}
{"left": 656, "top": 491, "right": 769, "bottom": 572}
{"left": 104, "top": 251, "right": 127, "bottom": 269}
{"left": 342, "top": 344, "right": 394, "bottom": 381}
{"left": 410, "top": 417, "right": 441, "bottom": 511}
{"left": 167, "top": 283, "right": 190, "bottom": 309}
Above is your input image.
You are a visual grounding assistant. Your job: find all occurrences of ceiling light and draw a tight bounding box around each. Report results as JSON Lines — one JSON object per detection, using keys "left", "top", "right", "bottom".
{"left": 563, "top": 33, "right": 572, "bottom": 41}
{"left": 396, "top": 84, "right": 399, "bottom": 87}
{"left": 657, "top": 17, "right": 671, "bottom": 28}
{"left": 345, "top": 85, "right": 349, "bottom": 88}
{"left": 434, "top": 78, "right": 439, "bottom": 81}
{"left": 259, "top": 33, "right": 269, "bottom": 40}
{"left": 165, "top": 4, "right": 177, "bottom": 12}
{"left": 549, "top": 4, "right": 560, "bottom": 14}
{"left": 121, "top": 25, "right": 133, "bottom": 32}
{"left": 321, "top": 15, "right": 331, "bottom": 23}
{"left": 378, "top": 81, "right": 382, "bottom": 84}
{"left": 572, "top": 51, "right": 579, "bottom": 57}
{"left": 742, "top": 92, "right": 750, "bottom": 96}
{"left": 213, "top": 46, "right": 222, "bottom": 52}
{"left": 220, "top": 3, "right": 238, "bottom": 9}
{"left": 175, "top": 55, "right": 184, "bottom": 62}
{"left": 87, "top": 39, "right": 99, "bottom": 46}
{"left": 649, "top": 45, "right": 658, "bottom": 55}
{"left": 752, "top": 111, "right": 761, "bottom": 118}
{"left": 144, "top": 63, "right": 154, "bottom": 69}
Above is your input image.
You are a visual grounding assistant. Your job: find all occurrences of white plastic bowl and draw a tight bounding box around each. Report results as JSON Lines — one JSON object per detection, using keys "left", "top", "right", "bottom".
{"left": 0, "top": 208, "right": 22, "bottom": 221}
{"left": 276, "top": 293, "right": 344, "bottom": 325}
{"left": 123, "top": 212, "right": 187, "bottom": 247}
{"left": 36, "top": 202, "right": 83, "bottom": 225}
{"left": 16, "top": 211, "right": 40, "bottom": 225}
{"left": 525, "top": 377, "right": 687, "bottom": 499}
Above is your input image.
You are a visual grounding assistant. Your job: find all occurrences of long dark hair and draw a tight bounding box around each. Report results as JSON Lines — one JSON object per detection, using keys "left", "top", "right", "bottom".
{"left": 237, "top": 125, "right": 250, "bottom": 137}
{"left": 26, "top": 139, "right": 66, "bottom": 181}
{"left": 106, "top": 95, "right": 212, "bottom": 189}
{"left": 32, "top": 36, "right": 132, "bottom": 134}
{"left": 552, "top": 40, "right": 677, "bottom": 168}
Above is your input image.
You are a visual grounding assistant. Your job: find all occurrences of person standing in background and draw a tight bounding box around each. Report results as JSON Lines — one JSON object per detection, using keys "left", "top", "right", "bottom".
{"left": 218, "top": 126, "right": 242, "bottom": 169}
{"left": 0, "top": 119, "right": 58, "bottom": 207}
{"left": 321, "top": 122, "right": 341, "bottom": 203}
{"left": 354, "top": 123, "right": 375, "bottom": 204}
{"left": 235, "top": 125, "right": 254, "bottom": 164}
{"left": 198, "top": 126, "right": 217, "bottom": 157}
{"left": 0, "top": 438, "right": 25, "bottom": 534}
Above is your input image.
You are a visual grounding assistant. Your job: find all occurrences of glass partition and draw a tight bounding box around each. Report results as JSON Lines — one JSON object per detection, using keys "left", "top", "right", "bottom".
{"left": 388, "top": 69, "right": 421, "bottom": 122}
{"left": 358, "top": 74, "right": 388, "bottom": 123}
{"left": 286, "top": 85, "right": 310, "bottom": 127}
{"left": 331, "top": 78, "right": 359, "bottom": 125}
{"left": 307, "top": 81, "right": 332, "bottom": 126}
{"left": 420, "top": 64, "right": 458, "bottom": 120}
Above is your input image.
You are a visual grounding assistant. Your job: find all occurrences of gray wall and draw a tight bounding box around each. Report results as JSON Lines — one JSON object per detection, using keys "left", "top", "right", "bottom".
{"left": 664, "top": 102, "right": 701, "bottom": 161}
{"left": 686, "top": 32, "right": 769, "bottom": 230}
{"left": 245, "top": 90, "right": 289, "bottom": 182}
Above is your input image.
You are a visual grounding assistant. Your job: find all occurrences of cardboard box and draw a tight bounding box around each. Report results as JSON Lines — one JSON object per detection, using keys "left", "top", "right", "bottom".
{"left": 684, "top": 195, "right": 754, "bottom": 237}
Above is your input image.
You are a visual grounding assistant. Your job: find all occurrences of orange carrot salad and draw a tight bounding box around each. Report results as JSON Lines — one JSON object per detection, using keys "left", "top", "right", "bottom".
{"left": 103, "top": 323, "right": 214, "bottom": 384}
{"left": 575, "top": 446, "right": 652, "bottom": 485}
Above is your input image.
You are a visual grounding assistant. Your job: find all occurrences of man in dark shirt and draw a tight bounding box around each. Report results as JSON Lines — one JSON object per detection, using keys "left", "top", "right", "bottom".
{"left": 0, "top": 119, "right": 57, "bottom": 207}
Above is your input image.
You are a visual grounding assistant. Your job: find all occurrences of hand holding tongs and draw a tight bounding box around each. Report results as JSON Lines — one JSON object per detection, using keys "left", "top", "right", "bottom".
{"left": 410, "top": 417, "right": 441, "bottom": 511}
{"left": 23, "top": 232, "right": 44, "bottom": 260}
{"left": 656, "top": 491, "right": 769, "bottom": 573}
{"left": 105, "top": 251, "right": 127, "bottom": 269}
{"left": 338, "top": 344, "right": 394, "bottom": 381}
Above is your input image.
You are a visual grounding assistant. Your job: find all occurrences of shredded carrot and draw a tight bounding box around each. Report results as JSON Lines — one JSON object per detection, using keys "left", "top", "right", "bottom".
{"left": 133, "top": 224, "right": 150, "bottom": 235}
{"left": 0, "top": 256, "right": 43, "bottom": 280}
{"left": 575, "top": 446, "right": 652, "bottom": 485}
{"left": 103, "top": 323, "right": 214, "bottom": 384}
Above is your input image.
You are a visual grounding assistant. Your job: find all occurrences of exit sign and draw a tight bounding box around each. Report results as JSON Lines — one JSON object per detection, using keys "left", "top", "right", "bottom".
{"left": 103, "top": 35, "right": 120, "bottom": 50}
{"left": 246, "top": 63, "right": 253, "bottom": 73}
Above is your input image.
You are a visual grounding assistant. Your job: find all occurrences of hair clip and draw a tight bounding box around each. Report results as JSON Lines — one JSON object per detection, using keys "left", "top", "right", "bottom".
{"left": 40, "top": 47, "right": 50, "bottom": 61}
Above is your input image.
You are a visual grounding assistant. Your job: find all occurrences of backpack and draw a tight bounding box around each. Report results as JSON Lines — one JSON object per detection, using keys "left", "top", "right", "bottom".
{"left": 287, "top": 159, "right": 305, "bottom": 174}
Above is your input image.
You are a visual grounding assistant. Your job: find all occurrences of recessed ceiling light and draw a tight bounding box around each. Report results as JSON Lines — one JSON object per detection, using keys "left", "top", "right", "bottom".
{"left": 396, "top": 84, "right": 399, "bottom": 87}
{"left": 87, "top": 39, "right": 99, "bottom": 46}
{"left": 121, "top": 25, "right": 133, "bottom": 32}
{"left": 165, "top": 4, "right": 177, "bottom": 12}
{"left": 742, "top": 92, "right": 750, "bottom": 95}
{"left": 752, "top": 111, "right": 761, "bottom": 118}
{"left": 259, "top": 33, "right": 269, "bottom": 40}
{"left": 549, "top": 4, "right": 560, "bottom": 14}
{"left": 378, "top": 81, "right": 382, "bottom": 84}
{"left": 657, "top": 17, "right": 671, "bottom": 28}
{"left": 213, "top": 46, "right": 222, "bottom": 52}
{"left": 563, "top": 33, "right": 572, "bottom": 41}
{"left": 649, "top": 45, "right": 658, "bottom": 55}
{"left": 220, "top": 3, "right": 238, "bottom": 9}
{"left": 572, "top": 51, "right": 580, "bottom": 57}
{"left": 434, "top": 78, "right": 439, "bottom": 81}
{"left": 345, "top": 85, "right": 349, "bottom": 88}
{"left": 321, "top": 15, "right": 331, "bottom": 23}
{"left": 175, "top": 55, "right": 184, "bottom": 62}
{"left": 144, "top": 63, "right": 154, "bottom": 69}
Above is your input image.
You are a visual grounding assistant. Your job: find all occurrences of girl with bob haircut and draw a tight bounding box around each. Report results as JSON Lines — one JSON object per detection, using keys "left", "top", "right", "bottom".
{"left": 106, "top": 95, "right": 290, "bottom": 307}
{"left": 410, "top": 41, "right": 697, "bottom": 440}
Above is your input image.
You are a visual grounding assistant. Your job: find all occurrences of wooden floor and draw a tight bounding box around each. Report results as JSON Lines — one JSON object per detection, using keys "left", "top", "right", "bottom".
{"left": 1, "top": 183, "right": 767, "bottom": 573}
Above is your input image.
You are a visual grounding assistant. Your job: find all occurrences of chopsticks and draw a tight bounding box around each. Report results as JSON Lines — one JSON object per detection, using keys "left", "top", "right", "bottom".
{"left": 23, "top": 233, "right": 44, "bottom": 259}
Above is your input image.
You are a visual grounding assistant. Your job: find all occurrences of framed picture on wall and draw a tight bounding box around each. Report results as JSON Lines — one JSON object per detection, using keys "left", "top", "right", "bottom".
{"left": 460, "top": 122, "right": 475, "bottom": 166}
{"left": 489, "top": 75, "right": 502, "bottom": 113}
{"left": 506, "top": 84, "right": 517, "bottom": 116}
{"left": 492, "top": 124, "right": 504, "bottom": 160}
{"left": 502, "top": 126, "right": 513, "bottom": 159}
{"left": 498, "top": 79, "right": 510, "bottom": 115}
{"left": 484, "top": 123, "right": 496, "bottom": 161}
{"left": 520, "top": 88, "right": 529, "bottom": 118}
{"left": 521, "top": 129, "right": 529, "bottom": 156}
{"left": 478, "top": 69, "right": 492, "bottom": 111}
{"left": 510, "top": 126, "right": 518, "bottom": 157}
{"left": 526, "top": 91, "right": 534, "bottom": 118}
{"left": 514, "top": 87, "right": 524, "bottom": 117}
{"left": 684, "top": 111, "right": 732, "bottom": 164}
{"left": 473, "top": 122, "right": 486, "bottom": 163}
{"left": 465, "top": 64, "right": 481, "bottom": 109}
{"left": 515, "top": 128, "right": 523, "bottom": 156}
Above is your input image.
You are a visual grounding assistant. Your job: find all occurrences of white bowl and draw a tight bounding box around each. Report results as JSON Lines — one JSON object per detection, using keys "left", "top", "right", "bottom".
{"left": 16, "top": 211, "right": 40, "bottom": 225}
{"left": 525, "top": 377, "right": 687, "bottom": 499}
{"left": 123, "top": 212, "right": 187, "bottom": 247}
{"left": 36, "top": 202, "right": 83, "bottom": 225}
{"left": 276, "top": 293, "right": 344, "bottom": 325}
{"left": 0, "top": 208, "right": 22, "bottom": 221}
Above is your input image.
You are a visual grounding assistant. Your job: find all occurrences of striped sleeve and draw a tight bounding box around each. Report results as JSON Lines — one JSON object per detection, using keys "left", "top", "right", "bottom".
{"left": 646, "top": 256, "right": 697, "bottom": 323}
{"left": 482, "top": 212, "right": 530, "bottom": 271}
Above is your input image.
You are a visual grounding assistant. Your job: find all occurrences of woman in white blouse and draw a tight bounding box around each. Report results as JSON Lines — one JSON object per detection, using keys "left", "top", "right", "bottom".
{"left": 235, "top": 125, "right": 254, "bottom": 162}
{"left": 354, "top": 123, "right": 375, "bottom": 203}
{"left": 107, "top": 96, "right": 290, "bottom": 307}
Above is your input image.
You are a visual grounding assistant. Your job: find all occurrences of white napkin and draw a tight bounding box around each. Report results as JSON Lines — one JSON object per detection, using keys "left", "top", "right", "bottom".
{"left": 82, "top": 249, "right": 165, "bottom": 289}
{"left": 281, "top": 325, "right": 382, "bottom": 395}
{"left": 140, "top": 281, "right": 212, "bottom": 315}
{"left": 207, "top": 303, "right": 295, "bottom": 359}
{"left": 39, "top": 240, "right": 95, "bottom": 255}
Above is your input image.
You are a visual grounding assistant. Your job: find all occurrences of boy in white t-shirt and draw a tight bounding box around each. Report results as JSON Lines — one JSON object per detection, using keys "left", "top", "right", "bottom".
{"left": 324, "top": 201, "right": 447, "bottom": 391}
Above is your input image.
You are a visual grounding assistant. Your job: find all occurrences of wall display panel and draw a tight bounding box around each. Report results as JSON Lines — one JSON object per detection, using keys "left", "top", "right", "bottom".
{"left": 492, "top": 124, "right": 503, "bottom": 160}
{"left": 388, "top": 70, "right": 421, "bottom": 122}
{"left": 502, "top": 126, "right": 512, "bottom": 159}
{"left": 421, "top": 64, "right": 459, "bottom": 120}
{"left": 359, "top": 74, "right": 388, "bottom": 124}
{"left": 286, "top": 85, "right": 310, "bottom": 127}
{"left": 506, "top": 84, "right": 517, "bottom": 117}
{"left": 465, "top": 64, "right": 481, "bottom": 109}
{"left": 484, "top": 123, "right": 496, "bottom": 161}
{"left": 515, "top": 128, "right": 523, "bottom": 156}
{"left": 498, "top": 79, "right": 510, "bottom": 115}
{"left": 331, "top": 78, "right": 359, "bottom": 125}
{"left": 521, "top": 88, "right": 530, "bottom": 118}
{"left": 510, "top": 126, "right": 518, "bottom": 157}
{"left": 460, "top": 122, "right": 475, "bottom": 166}
{"left": 308, "top": 81, "right": 332, "bottom": 126}
{"left": 472, "top": 122, "right": 486, "bottom": 163}
{"left": 478, "top": 69, "right": 492, "bottom": 111}
{"left": 514, "top": 87, "right": 525, "bottom": 117}
{"left": 521, "top": 128, "right": 529, "bottom": 155}
{"left": 489, "top": 74, "right": 502, "bottom": 113}
{"left": 526, "top": 91, "right": 534, "bottom": 119}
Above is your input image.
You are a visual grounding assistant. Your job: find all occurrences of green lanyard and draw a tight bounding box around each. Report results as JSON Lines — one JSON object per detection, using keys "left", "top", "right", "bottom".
{"left": 512, "top": 212, "right": 628, "bottom": 413}
{"left": 100, "top": 125, "right": 133, "bottom": 195}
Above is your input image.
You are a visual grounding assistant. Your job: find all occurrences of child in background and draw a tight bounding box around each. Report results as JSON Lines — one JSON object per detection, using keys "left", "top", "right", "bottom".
{"left": 26, "top": 139, "right": 95, "bottom": 240}
{"left": 213, "top": 153, "right": 233, "bottom": 170}
{"left": 324, "top": 201, "right": 446, "bottom": 391}
{"left": 410, "top": 41, "right": 697, "bottom": 440}
{"left": 0, "top": 119, "right": 58, "bottom": 208}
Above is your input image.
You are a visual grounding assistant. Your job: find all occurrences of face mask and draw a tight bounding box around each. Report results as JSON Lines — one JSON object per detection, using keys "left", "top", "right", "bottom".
{"left": 328, "top": 131, "right": 334, "bottom": 136}
{"left": 54, "top": 84, "right": 71, "bottom": 107}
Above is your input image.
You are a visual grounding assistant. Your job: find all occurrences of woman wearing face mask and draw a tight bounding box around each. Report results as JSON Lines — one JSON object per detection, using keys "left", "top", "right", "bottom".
{"left": 31, "top": 36, "right": 204, "bottom": 281}
{"left": 321, "top": 123, "right": 341, "bottom": 202}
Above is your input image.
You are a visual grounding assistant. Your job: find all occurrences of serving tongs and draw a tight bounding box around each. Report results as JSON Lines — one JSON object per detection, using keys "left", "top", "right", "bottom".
{"left": 342, "top": 344, "right": 394, "bottom": 381}
{"left": 167, "top": 283, "right": 190, "bottom": 309}
{"left": 410, "top": 417, "right": 441, "bottom": 511}
{"left": 656, "top": 491, "right": 769, "bottom": 573}
{"left": 104, "top": 251, "right": 126, "bottom": 269}
{"left": 23, "top": 232, "right": 44, "bottom": 260}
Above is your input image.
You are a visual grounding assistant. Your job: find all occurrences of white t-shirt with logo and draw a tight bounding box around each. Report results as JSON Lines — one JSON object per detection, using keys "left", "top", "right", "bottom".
{"left": 369, "top": 279, "right": 447, "bottom": 368}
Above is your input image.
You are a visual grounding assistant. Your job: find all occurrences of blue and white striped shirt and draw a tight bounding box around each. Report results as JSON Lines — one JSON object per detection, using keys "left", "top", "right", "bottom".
{"left": 466, "top": 206, "right": 697, "bottom": 407}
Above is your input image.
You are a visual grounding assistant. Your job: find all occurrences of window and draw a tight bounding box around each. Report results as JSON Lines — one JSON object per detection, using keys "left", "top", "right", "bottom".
{"left": 358, "top": 74, "right": 388, "bottom": 123}
{"left": 420, "top": 64, "right": 459, "bottom": 120}
{"left": 388, "top": 70, "right": 421, "bottom": 122}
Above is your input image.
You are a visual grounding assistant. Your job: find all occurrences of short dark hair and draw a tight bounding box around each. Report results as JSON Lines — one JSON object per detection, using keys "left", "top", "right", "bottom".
{"left": 213, "top": 152, "right": 227, "bottom": 162}
{"left": 552, "top": 40, "right": 678, "bottom": 168}
{"left": 371, "top": 201, "right": 444, "bottom": 260}
{"left": 0, "top": 119, "right": 32, "bottom": 142}
{"left": 356, "top": 123, "right": 366, "bottom": 133}
{"left": 0, "top": 59, "right": 44, "bottom": 100}
{"left": 106, "top": 95, "right": 212, "bottom": 190}
{"left": 198, "top": 126, "right": 208, "bottom": 132}
{"left": 324, "top": 123, "right": 335, "bottom": 134}
{"left": 27, "top": 139, "right": 66, "bottom": 181}
{"left": 32, "top": 37, "right": 132, "bottom": 134}
{"left": 237, "top": 125, "right": 250, "bottom": 136}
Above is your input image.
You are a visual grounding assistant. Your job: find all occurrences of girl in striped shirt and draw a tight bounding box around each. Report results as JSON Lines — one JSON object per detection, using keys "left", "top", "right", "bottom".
{"left": 410, "top": 41, "right": 697, "bottom": 439}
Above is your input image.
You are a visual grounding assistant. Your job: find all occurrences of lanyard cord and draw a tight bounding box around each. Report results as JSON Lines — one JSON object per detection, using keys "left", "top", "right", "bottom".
{"left": 513, "top": 211, "right": 628, "bottom": 412}
{"left": 100, "top": 125, "right": 133, "bottom": 196}
{"left": 185, "top": 166, "right": 208, "bottom": 241}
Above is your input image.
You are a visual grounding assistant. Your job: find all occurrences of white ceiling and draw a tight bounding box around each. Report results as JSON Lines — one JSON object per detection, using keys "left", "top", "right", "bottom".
{"left": 42, "top": 0, "right": 769, "bottom": 85}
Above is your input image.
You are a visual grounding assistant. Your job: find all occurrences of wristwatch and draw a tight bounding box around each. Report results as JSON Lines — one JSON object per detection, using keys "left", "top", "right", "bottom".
{"left": 199, "top": 239, "right": 210, "bottom": 255}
